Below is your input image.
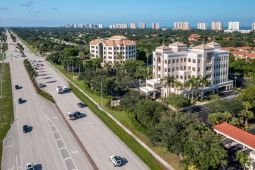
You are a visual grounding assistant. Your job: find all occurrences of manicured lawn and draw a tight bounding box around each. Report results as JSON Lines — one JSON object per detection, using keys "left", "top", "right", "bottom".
{"left": 51, "top": 62, "right": 184, "bottom": 170}
{"left": 0, "top": 63, "right": 14, "bottom": 164}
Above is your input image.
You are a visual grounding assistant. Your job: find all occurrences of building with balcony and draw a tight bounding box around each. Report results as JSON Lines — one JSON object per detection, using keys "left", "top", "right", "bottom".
{"left": 90, "top": 35, "right": 136, "bottom": 64}
{"left": 211, "top": 21, "right": 223, "bottom": 31}
{"left": 130, "top": 23, "right": 137, "bottom": 29}
{"left": 139, "top": 22, "right": 146, "bottom": 29}
{"left": 174, "top": 22, "right": 190, "bottom": 30}
{"left": 152, "top": 23, "right": 160, "bottom": 30}
{"left": 140, "top": 41, "right": 233, "bottom": 97}
{"left": 228, "top": 21, "right": 240, "bottom": 31}
{"left": 197, "top": 21, "right": 207, "bottom": 30}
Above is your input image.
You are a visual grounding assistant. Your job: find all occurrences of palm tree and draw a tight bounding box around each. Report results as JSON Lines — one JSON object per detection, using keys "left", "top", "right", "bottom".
{"left": 117, "top": 52, "right": 123, "bottom": 63}
{"left": 145, "top": 49, "right": 151, "bottom": 80}
{"left": 238, "top": 102, "right": 254, "bottom": 127}
{"left": 198, "top": 76, "right": 210, "bottom": 99}
{"left": 236, "top": 150, "right": 250, "bottom": 169}
{"left": 165, "top": 76, "right": 175, "bottom": 97}
{"left": 174, "top": 80, "right": 183, "bottom": 94}
{"left": 185, "top": 77, "right": 199, "bottom": 101}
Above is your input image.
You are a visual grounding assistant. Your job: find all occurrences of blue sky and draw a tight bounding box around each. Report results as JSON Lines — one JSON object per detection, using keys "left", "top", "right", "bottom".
{"left": 0, "top": 0, "right": 254, "bottom": 27}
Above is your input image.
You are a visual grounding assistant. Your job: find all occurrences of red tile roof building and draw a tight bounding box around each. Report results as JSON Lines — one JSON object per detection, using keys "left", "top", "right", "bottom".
{"left": 214, "top": 122, "right": 255, "bottom": 150}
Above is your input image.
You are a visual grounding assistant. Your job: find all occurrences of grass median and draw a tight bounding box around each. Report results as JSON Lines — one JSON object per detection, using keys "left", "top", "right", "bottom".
{"left": 0, "top": 63, "right": 14, "bottom": 165}
{"left": 69, "top": 83, "right": 165, "bottom": 170}
{"left": 24, "top": 59, "right": 55, "bottom": 103}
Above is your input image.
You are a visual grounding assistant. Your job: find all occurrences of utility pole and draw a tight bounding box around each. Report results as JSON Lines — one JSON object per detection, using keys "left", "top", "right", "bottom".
{"left": 0, "top": 41, "right": 4, "bottom": 98}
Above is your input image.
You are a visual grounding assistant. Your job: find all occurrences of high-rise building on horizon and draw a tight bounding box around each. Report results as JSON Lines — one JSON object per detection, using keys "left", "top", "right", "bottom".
{"left": 174, "top": 22, "right": 190, "bottom": 30}
{"left": 252, "top": 22, "right": 255, "bottom": 31}
{"left": 228, "top": 21, "right": 240, "bottom": 31}
{"left": 197, "top": 21, "right": 207, "bottom": 30}
{"left": 152, "top": 23, "right": 160, "bottom": 30}
{"left": 98, "top": 24, "right": 103, "bottom": 29}
{"left": 130, "top": 23, "right": 137, "bottom": 29}
{"left": 140, "top": 22, "right": 146, "bottom": 29}
{"left": 109, "top": 23, "right": 128, "bottom": 29}
{"left": 211, "top": 21, "right": 223, "bottom": 31}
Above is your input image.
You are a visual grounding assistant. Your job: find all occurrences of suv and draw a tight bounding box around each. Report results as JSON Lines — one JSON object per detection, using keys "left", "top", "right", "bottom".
{"left": 109, "top": 155, "right": 122, "bottom": 167}
{"left": 26, "top": 162, "right": 34, "bottom": 170}
{"left": 23, "top": 125, "right": 29, "bottom": 133}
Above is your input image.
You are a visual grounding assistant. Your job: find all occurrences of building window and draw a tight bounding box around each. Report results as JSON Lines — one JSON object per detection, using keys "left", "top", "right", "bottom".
{"left": 188, "top": 66, "right": 191, "bottom": 70}
{"left": 192, "top": 59, "right": 196, "bottom": 63}
{"left": 198, "top": 59, "right": 200, "bottom": 63}
{"left": 184, "top": 58, "right": 187, "bottom": 62}
{"left": 192, "top": 67, "right": 196, "bottom": 71}
{"left": 176, "top": 59, "right": 179, "bottom": 63}
{"left": 172, "top": 59, "right": 175, "bottom": 63}
{"left": 188, "top": 58, "right": 191, "bottom": 62}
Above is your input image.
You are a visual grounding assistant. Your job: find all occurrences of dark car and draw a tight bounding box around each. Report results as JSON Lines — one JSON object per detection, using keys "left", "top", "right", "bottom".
{"left": 74, "top": 111, "right": 83, "bottom": 118}
{"left": 18, "top": 98, "right": 23, "bottom": 104}
{"left": 15, "top": 84, "right": 21, "bottom": 90}
{"left": 77, "top": 102, "right": 86, "bottom": 108}
{"left": 23, "top": 125, "right": 29, "bottom": 133}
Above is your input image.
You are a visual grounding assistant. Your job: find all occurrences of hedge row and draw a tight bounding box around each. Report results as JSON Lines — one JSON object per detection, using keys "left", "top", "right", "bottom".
{"left": 24, "top": 59, "right": 55, "bottom": 103}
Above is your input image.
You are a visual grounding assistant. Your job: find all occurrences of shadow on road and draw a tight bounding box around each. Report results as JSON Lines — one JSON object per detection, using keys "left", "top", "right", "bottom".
{"left": 46, "top": 80, "right": 57, "bottom": 84}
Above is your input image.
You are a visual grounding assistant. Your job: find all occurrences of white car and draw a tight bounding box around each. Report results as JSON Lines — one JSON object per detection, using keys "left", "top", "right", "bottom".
{"left": 26, "top": 162, "right": 34, "bottom": 170}
{"left": 109, "top": 155, "right": 122, "bottom": 167}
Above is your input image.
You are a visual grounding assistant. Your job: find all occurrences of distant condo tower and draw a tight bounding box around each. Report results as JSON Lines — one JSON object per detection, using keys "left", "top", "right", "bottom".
{"left": 211, "top": 21, "right": 223, "bottom": 31}
{"left": 174, "top": 22, "right": 190, "bottom": 30}
{"left": 252, "top": 22, "right": 255, "bottom": 31}
{"left": 98, "top": 24, "right": 103, "bottom": 29}
{"left": 139, "top": 22, "right": 146, "bottom": 29}
{"left": 152, "top": 23, "right": 160, "bottom": 30}
{"left": 130, "top": 23, "right": 137, "bottom": 29}
{"left": 228, "top": 21, "right": 240, "bottom": 31}
{"left": 197, "top": 21, "right": 207, "bottom": 30}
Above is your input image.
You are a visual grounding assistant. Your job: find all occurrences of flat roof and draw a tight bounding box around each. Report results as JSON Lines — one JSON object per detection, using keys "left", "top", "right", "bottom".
{"left": 214, "top": 122, "right": 255, "bottom": 150}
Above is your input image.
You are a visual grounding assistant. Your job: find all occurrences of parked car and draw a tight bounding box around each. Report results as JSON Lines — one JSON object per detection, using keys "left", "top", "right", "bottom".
{"left": 26, "top": 162, "right": 34, "bottom": 170}
{"left": 109, "top": 155, "right": 122, "bottom": 167}
{"left": 18, "top": 98, "right": 23, "bottom": 104}
{"left": 77, "top": 102, "right": 86, "bottom": 108}
{"left": 23, "top": 125, "right": 29, "bottom": 133}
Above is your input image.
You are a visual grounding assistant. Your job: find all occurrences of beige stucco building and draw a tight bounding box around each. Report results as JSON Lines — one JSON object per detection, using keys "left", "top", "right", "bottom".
{"left": 90, "top": 35, "right": 136, "bottom": 64}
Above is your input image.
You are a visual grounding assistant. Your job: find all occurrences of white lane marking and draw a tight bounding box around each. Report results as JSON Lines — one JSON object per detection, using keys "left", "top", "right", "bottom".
{"left": 7, "top": 165, "right": 14, "bottom": 170}
{"left": 71, "top": 150, "right": 79, "bottom": 154}
{"left": 45, "top": 116, "right": 78, "bottom": 170}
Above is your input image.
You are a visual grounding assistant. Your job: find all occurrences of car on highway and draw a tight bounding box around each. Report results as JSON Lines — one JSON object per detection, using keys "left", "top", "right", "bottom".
{"left": 18, "top": 98, "right": 24, "bottom": 104}
{"left": 15, "top": 84, "right": 21, "bottom": 90}
{"left": 38, "top": 83, "right": 46, "bottom": 88}
{"left": 26, "top": 162, "right": 34, "bottom": 170}
{"left": 77, "top": 102, "right": 86, "bottom": 108}
{"left": 109, "top": 155, "right": 122, "bottom": 167}
{"left": 66, "top": 111, "right": 83, "bottom": 120}
{"left": 23, "top": 125, "right": 29, "bottom": 133}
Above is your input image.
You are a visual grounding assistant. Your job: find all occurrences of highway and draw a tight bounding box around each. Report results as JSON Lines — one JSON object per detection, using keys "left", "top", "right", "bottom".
{"left": 16, "top": 32, "right": 149, "bottom": 169}
{"left": 2, "top": 31, "right": 94, "bottom": 170}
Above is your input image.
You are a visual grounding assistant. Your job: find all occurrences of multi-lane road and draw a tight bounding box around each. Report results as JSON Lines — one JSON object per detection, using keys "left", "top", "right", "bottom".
{"left": 1, "top": 30, "right": 149, "bottom": 170}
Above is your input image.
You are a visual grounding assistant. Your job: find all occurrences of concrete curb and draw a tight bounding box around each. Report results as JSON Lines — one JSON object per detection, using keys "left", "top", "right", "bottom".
{"left": 47, "top": 61, "right": 175, "bottom": 170}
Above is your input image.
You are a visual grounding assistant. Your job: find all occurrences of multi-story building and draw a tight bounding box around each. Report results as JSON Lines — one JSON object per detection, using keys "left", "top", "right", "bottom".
{"left": 140, "top": 41, "right": 233, "bottom": 97}
{"left": 228, "top": 21, "right": 240, "bottom": 31}
{"left": 140, "top": 22, "right": 146, "bottom": 29}
{"left": 174, "top": 22, "right": 190, "bottom": 30}
{"left": 152, "top": 23, "right": 160, "bottom": 30}
{"left": 211, "top": 21, "right": 223, "bottom": 31}
{"left": 252, "top": 22, "right": 255, "bottom": 31}
{"left": 197, "top": 21, "right": 207, "bottom": 30}
{"left": 130, "top": 23, "right": 137, "bottom": 29}
{"left": 98, "top": 24, "right": 103, "bottom": 29}
{"left": 90, "top": 35, "right": 136, "bottom": 64}
{"left": 109, "top": 24, "right": 128, "bottom": 29}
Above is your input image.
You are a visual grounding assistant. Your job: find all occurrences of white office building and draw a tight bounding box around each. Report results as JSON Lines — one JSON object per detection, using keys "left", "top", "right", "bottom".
{"left": 90, "top": 35, "right": 136, "bottom": 64}
{"left": 197, "top": 21, "right": 207, "bottom": 30}
{"left": 98, "top": 24, "right": 103, "bottom": 29}
{"left": 174, "top": 22, "right": 190, "bottom": 30}
{"left": 228, "top": 21, "right": 240, "bottom": 31}
{"left": 140, "top": 41, "right": 233, "bottom": 97}
{"left": 211, "top": 21, "right": 223, "bottom": 31}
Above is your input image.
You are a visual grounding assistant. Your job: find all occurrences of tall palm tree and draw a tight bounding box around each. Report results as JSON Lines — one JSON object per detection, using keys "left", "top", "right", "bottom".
{"left": 174, "top": 80, "right": 183, "bottom": 94}
{"left": 198, "top": 76, "right": 210, "bottom": 99}
{"left": 185, "top": 77, "right": 199, "bottom": 101}
{"left": 165, "top": 76, "right": 175, "bottom": 97}
{"left": 145, "top": 49, "right": 151, "bottom": 80}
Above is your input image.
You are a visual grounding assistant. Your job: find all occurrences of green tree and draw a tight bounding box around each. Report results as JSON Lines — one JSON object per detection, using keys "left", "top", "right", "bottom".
{"left": 236, "top": 150, "right": 250, "bottom": 169}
